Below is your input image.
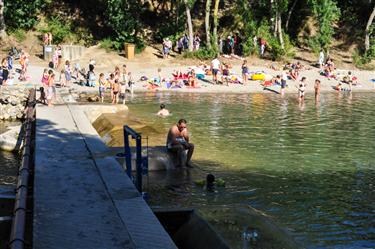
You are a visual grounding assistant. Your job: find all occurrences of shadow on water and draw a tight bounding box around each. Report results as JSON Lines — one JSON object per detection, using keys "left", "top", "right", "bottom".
{"left": 0, "top": 121, "right": 23, "bottom": 186}
{"left": 147, "top": 158, "right": 375, "bottom": 249}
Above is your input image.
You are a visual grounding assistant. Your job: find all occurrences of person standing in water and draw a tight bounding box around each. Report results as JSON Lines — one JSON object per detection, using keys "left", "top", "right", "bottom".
{"left": 298, "top": 77, "right": 307, "bottom": 102}
{"left": 314, "top": 79, "right": 321, "bottom": 101}
{"left": 166, "top": 119, "right": 194, "bottom": 167}
{"left": 157, "top": 104, "right": 170, "bottom": 117}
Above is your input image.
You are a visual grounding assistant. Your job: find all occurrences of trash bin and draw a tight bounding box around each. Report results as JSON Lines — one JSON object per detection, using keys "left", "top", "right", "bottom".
{"left": 43, "top": 45, "right": 54, "bottom": 61}
{"left": 124, "top": 43, "right": 135, "bottom": 60}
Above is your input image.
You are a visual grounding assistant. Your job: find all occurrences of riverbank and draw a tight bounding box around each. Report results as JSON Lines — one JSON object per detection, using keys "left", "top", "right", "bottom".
{"left": 62, "top": 62, "right": 375, "bottom": 96}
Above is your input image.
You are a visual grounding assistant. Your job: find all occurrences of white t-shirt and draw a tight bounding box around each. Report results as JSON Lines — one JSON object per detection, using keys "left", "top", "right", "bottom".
{"left": 120, "top": 84, "right": 126, "bottom": 94}
{"left": 282, "top": 72, "right": 288, "bottom": 81}
{"left": 211, "top": 59, "right": 220, "bottom": 70}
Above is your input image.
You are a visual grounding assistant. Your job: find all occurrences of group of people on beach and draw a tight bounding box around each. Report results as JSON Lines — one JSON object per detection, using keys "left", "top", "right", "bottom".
{"left": 164, "top": 33, "right": 247, "bottom": 58}
{"left": 40, "top": 69, "right": 55, "bottom": 107}
{"left": 0, "top": 48, "right": 30, "bottom": 86}
{"left": 41, "top": 60, "right": 135, "bottom": 106}
{"left": 97, "top": 65, "right": 134, "bottom": 104}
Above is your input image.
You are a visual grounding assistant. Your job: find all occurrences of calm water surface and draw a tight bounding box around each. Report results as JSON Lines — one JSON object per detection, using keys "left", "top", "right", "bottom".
{"left": 0, "top": 122, "right": 21, "bottom": 186}
{"left": 129, "top": 92, "right": 374, "bottom": 249}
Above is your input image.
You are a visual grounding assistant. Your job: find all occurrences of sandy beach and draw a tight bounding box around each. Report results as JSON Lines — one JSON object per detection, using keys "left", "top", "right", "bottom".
{"left": 7, "top": 45, "right": 375, "bottom": 96}
{"left": 68, "top": 46, "right": 375, "bottom": 95}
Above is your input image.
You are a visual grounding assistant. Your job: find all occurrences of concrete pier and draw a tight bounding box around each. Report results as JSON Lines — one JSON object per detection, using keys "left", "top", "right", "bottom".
{"left": 34, "top": 98, "right": 177, "bottom": 248}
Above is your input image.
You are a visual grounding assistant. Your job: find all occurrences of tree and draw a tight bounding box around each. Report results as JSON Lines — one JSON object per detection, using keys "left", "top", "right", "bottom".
{"left": 365, "top": 4, "right": 375, "bottom": 51}
{"left": 4, "top": 0, "right": 48, "bottom": 30}
{"left": 271, "top": 0, "right": 289, "bottom": 50}
{"left": 184, "top": 0, "right": 194, "bottom": 51}
{"left": 0, "top": 0, "right": 6, "bottom": 40}
{"left": 309, "top": 0, "right": 340, "bottom": 52}
{"left": 212, "top": 0, "right": 220, "bottom": 51}
{"left": 205, "top": 0, "right": 212, "bottom": 49}
{"left": 285, "top": 0, "right": 298, "bottom": 31}
{"left": 106, "top": 0, "right": 142, "bottom": 47}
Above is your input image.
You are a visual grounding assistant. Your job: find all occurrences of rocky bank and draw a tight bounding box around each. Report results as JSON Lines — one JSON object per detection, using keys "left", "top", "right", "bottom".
{"left": 0, "top": 87, "right": 29, "bottom": 121}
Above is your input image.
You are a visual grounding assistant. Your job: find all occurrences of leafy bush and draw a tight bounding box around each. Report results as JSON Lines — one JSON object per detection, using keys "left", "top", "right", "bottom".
{"left": 99, "top": 38, "right": 113, "bottom": 52}
{"left": 308, "top": 0, "right": 340, "bottom": 51}
{"left": 307, "top": 37, "right": 321, "bottom": 54}
{"left": 11, "top": 29, "right": 26, "bottom": 42}
{"left": 242, "top": 39, "right": 258, "bottom": 56}
{"left": 38, "top": 17, "right": 74, "bottom": 44}
{"left": 267, "top": 37, "right": 285, "bottom": 60}
{"left": 253, "top": 21, "right": 294, "bottom": 60}
{"left": 4, "top": 0, "right": 49, "bottom": 30}
{"left": 74, "top": 27, "right": 95, "bottom": 46}
{"left": 183, "top": 48, "right": 218, "bottom": 60}
{"left": 352, "top": 49, "right": 375, "bottom": 70}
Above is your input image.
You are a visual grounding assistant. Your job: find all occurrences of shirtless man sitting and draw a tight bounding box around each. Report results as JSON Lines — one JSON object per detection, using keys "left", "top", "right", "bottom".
{"left": 166, "top": 119, "right": 194, "bottom": 167}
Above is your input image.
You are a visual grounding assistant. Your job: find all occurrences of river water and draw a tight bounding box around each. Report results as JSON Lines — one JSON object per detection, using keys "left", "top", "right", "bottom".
{"left": 125, "top": 92, "right": 374, "bottom": 249}
{"left": 0, "top": 122, "right": 21, "bottom": 186}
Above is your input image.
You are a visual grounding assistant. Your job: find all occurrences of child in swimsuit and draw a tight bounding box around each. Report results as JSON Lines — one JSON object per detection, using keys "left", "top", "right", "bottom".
{"left": 298, "top": 77, "right": 306, "bottom": 101}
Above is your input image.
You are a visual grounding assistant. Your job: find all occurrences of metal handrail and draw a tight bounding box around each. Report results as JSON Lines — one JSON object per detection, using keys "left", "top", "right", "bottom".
{"left": 8, "top": 88, "right": 36, "bottom": 249}
{"left": 123, "top": 125, "right": 147, "bottom": 193}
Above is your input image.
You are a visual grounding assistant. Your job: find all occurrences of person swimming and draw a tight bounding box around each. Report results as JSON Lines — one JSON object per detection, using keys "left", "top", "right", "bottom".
{"left": 157, "top": 103, "right": 170, "bottom": 117}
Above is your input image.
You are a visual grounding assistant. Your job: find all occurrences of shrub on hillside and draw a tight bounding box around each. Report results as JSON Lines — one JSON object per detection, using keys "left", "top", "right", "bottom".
{"left": 183, "top": 48, "right": 218, "bottom": 60}
{"left": 99, "top": 38, "right": 113, "bottom": 52}
{"left": 352, "top": 49, "right": 375, "bottom": 70}
{"left": 10, "top": 29, "right": 26, "bottom": 43}
{"left": 38, "top": 17, "right": 74, "bottom": 44}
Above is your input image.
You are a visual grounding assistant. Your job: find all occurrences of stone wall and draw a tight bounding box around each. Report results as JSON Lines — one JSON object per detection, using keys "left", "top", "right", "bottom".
{"left": 43, "top": 45, "right": 85, "bottom": 62}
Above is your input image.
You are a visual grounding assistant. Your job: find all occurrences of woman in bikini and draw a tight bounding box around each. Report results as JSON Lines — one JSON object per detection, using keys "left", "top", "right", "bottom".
{"left": 112, "top": 79, "right": 120, "bottom": 104}
{"left": 108, "top": 73, "right": 115, "bottom": 101}
{"left": 298, "top": 77, "right": 306, "bottom": 102}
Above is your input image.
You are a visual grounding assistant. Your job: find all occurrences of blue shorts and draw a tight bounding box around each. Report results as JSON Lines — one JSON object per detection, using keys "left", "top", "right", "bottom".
{"left": 65, "top": 72, "right": 71, "bottom": 81}
{"left": 99, "top": 87, "right": 105, "bottom": 97}
{"left": 281, "top": 79, "right": 287, "bottom": 88}
{"left": 212, "top": 69, "right": 219, "bottom": 75}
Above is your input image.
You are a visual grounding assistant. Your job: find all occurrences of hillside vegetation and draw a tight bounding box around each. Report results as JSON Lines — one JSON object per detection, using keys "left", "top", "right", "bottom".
{"left": 1, "top": 0, "right": 375, "bottom": 67}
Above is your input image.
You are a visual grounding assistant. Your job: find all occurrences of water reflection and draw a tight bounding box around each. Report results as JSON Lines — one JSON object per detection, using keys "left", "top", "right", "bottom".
{"left": 127, "top": 92, "right": 375, "bottom": 248}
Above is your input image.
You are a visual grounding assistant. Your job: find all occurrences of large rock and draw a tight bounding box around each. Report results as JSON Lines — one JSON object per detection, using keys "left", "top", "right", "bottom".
{"left": 0, "top": 125, "right": 22, "bottom": 151}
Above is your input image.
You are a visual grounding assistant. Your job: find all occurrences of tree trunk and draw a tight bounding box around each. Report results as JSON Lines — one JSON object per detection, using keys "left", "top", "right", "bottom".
{"left": 277, "top": 12, "right": 284, "bottom": 49}
{"left": 212, "top": 0, "right": 220, "bottom": 51}
{"left": 271, "top": 0, "right": 277, "bottom": 36}
{"left": 205, "top": 0, "right": 212, "bottom": 49}
{"left": 365, "top": 5, "right": 375, "bottom": 52}
{"left": 0, "top": 0, "right": 7, "bottom": 40}
{"left": 285, "top": 0, "right": 298, "bottom": 31}
{"left": 184, "top": 0, "right": 194, "bottom": 51}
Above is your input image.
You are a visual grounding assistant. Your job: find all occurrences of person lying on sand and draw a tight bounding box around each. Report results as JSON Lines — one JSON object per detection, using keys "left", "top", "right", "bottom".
{"left": 289, "top": 69, "right": 299, "bottom": 81}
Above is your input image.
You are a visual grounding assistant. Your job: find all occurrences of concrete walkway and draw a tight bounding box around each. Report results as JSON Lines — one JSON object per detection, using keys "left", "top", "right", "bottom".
{"left": 34, "top": 93, "right": 177, "bottom": 248}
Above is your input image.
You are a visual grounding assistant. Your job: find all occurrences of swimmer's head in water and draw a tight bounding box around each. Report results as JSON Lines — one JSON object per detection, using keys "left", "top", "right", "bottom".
{"left": 206, "top": 174, "right": 215, "bottom": 184}
{"left": 160, "top": 104, "right": 165, "bottom": 109}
